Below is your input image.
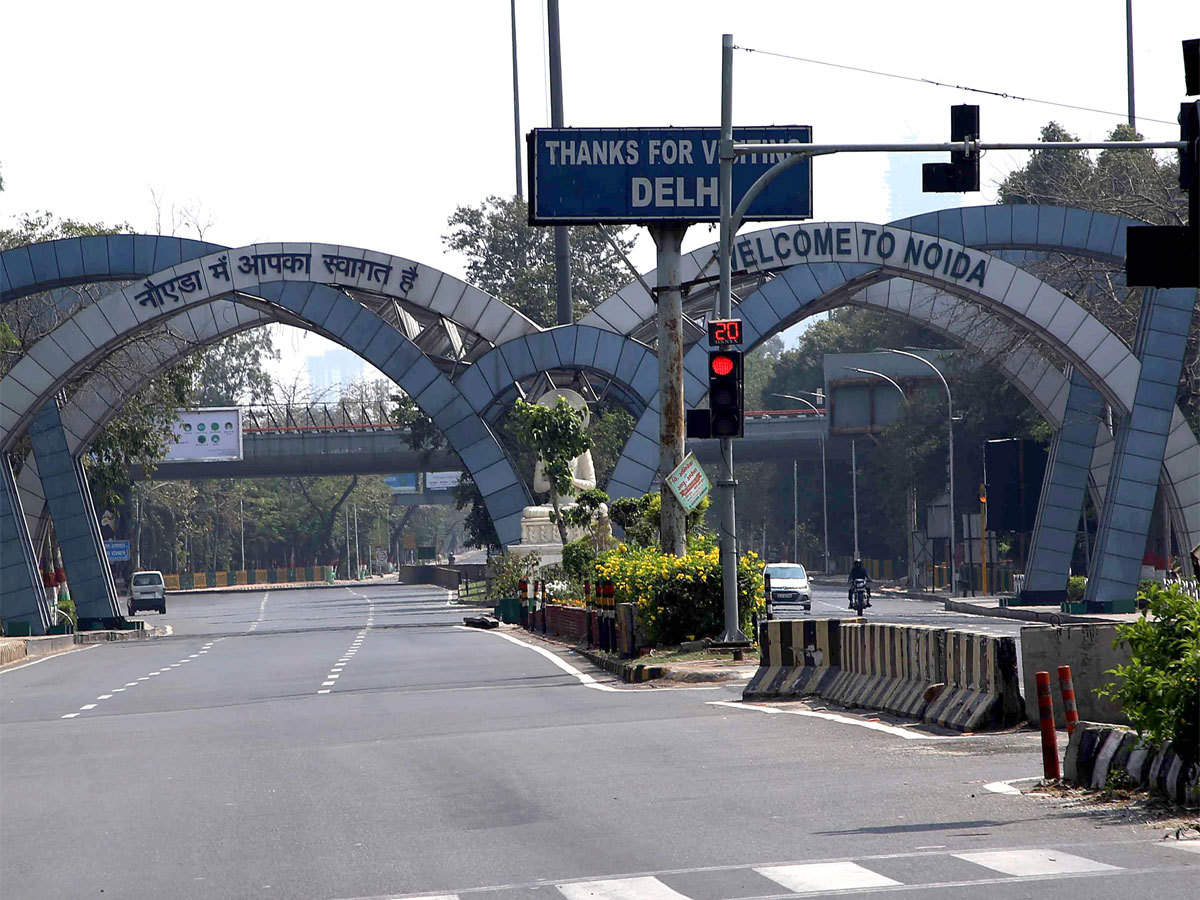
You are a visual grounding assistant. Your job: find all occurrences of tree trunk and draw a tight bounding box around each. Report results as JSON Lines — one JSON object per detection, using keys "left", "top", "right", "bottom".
{"left": 551, "top": 493, "right": 569, "bottom": 545}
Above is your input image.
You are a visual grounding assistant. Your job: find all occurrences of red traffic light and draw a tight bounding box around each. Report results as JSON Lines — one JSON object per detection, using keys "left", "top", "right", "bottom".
{"left": 710, "top": 354, "right": 735, "bottom": 377}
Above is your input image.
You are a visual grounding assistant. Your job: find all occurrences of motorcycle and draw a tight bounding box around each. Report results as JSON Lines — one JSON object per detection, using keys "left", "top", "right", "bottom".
{"left": 850, "top": 577, "right": 870, "bottom": 615}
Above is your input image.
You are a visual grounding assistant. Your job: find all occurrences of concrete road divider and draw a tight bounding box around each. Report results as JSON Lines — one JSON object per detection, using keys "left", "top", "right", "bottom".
{"left": 745, "top": 619, "right": 1023, "bottom": 732}
{"left": 1064, "top": 721, "right": 1199, "bottom": 805}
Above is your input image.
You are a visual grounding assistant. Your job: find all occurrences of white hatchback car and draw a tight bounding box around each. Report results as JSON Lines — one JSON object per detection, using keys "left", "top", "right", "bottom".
{"left": 764, "top": 563, "right": 811, "bottom": 617}
{"left": 129, "top": 570, "right": 167, "bottom": 615}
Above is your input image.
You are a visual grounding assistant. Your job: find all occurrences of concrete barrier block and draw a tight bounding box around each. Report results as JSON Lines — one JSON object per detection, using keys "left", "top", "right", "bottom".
{"left": 1020, "top": 623, "right": 1128, "bottom": 727}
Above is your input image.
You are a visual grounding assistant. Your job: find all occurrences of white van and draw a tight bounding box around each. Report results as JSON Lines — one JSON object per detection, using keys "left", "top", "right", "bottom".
{"left": 129, "top": 570, "right": 167, "bottom": 615}
{"left": 764, "top": 563, "right": 811, "bottom": 617}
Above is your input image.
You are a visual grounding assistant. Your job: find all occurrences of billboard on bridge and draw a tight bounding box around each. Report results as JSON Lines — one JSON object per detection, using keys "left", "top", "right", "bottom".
{"left": 424, "top": 472, "right": 461, "bottom": 492}
{"left": 162, "top": 408, "right": 243, "bottom": 463}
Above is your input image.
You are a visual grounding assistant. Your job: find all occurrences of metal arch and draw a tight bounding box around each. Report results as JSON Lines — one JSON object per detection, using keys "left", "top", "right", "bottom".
{"left": 582, "top": 205, "right": 1148, "bottom": 336}
{"left": 0, "top": 235, "right": 541, "bottom": 356}
{"left": 452, "top": 325, "right": 659, "bottom": 423}
{"left": 0, "top": 274, "right": 531, "bottom": 547}
{"left": 606, "top": 261, "right": 1199, "bottom": 561}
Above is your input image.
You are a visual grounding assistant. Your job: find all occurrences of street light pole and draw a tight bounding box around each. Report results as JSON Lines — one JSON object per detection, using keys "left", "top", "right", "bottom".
{"left": 771, "top": 391, "right": 829, "bottom": 574}
{"left": 884, "top": 349, "right": 956, "bottom": 596}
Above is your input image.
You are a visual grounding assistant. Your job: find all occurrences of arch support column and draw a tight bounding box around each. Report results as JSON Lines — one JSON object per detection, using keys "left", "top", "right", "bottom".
{"left": 1086, "top": 287, "right": 1197, "bottom": 610}
{"left": 29, "top": 401, "right": 122, "bottom": 623}
{"left": 1021, "top": 368, "right": 1105, "bottom": 604}
{"left": 0, "top": 454, "right": 50, "bottom": 634}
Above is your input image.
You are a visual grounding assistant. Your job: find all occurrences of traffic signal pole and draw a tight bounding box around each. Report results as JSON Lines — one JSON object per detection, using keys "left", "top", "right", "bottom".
{"left": 713, "top": 32, "right": 1188, "bottom": 639}
{"left": 717, "top": 34, "right": 746, "bottom": 643}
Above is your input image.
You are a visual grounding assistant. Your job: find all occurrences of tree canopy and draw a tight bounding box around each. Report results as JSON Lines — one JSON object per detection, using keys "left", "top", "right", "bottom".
{"left": 443, "top": 195, "right": 636, "bottom": 326}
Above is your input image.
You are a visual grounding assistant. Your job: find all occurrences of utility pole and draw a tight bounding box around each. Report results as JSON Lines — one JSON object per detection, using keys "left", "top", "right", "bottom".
{"left": 851, "top": 439, "right": 859, "bottom": 560}
{"left": 240, "top": 497, "right": 245, "bottom": 573}
{"left": 353, "top": 503, "right": 360, "bottom": 579}
{"left": 510, "top": 0, "right": 523, "bottom": 198}
{"left": 344, "top": 507, "right": 351, "bottom": 581}
{"left": 716, "top": 33, "right": 746, "bottom": 643}
{"left": 792, "top": 458, "right": 798, "bottom": 564}
{"left": 1125, "top": 0, "right": 1136, "bottom": 128}
{"left": 547, "top": 0, "right": 572, "bottom": 325}
{"left": 652, "top": 224, "right": 687, "bottom": 555}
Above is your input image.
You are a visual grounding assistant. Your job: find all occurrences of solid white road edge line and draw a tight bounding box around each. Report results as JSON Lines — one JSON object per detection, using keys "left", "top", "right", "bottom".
{"left": 0, "top": 643, "right": 97, "bottom": 674}
{"left": 707, "top": 700, "right": 971, "bottom": 741}
{"left": 983, "top": 776, "right": 1043, "bottom": 795}
{"left": 454, "top": 626, "right": 722, "bottom": 694}
{"left": 455, "top": 626, "right": 620, "bottom": 691}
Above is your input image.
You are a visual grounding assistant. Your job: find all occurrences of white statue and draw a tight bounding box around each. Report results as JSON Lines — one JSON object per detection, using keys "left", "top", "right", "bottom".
{"left": 519, "top": 389, "right": 609, "bottom": 544}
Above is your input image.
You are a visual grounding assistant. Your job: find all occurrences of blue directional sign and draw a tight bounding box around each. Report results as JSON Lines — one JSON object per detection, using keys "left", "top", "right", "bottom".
{"left": 528, "top": 126, "right": 812, "bottom": 224}
{"left": 104, "top": 540, "right": 131, "bottom": 562}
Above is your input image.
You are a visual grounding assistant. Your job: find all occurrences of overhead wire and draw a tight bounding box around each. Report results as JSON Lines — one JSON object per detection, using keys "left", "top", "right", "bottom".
{"left": 734, "top": 45, "right": 1176, "bottom": 127}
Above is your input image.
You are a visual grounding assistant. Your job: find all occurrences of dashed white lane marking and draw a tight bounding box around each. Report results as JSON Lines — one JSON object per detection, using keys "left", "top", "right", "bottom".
{"left": 757, "top": 860, "right": 903, "bottom": 892}
{"left": 247, "top": 591, "right": 271, "bottom": 632}
{"left": 708, "top": 700, "right": 970, "bottom": 741}
{"left": 316, "top": 589, "right": 374, "bottom": 694}
{"left": 558, "top": 876, "right": 690, "bottom": 899}
{"left": 952, "top": 849, "right": 1120, "bottom": 876}
{"left": 61, "top": 638, "right": 227, "bottom": 720}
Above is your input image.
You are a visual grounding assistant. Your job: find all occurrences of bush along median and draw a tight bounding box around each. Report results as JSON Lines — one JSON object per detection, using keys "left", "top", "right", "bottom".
{"left": 1085, "top": 581, "right": 1200, "bottom": 802}
{"left": 594, "top": 533, "right": 765, "bottom": 647}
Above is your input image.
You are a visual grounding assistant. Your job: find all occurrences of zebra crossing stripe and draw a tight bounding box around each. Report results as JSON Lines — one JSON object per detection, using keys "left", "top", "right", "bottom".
{"left": 755, "top": 861, "right": 902, "bottom": 892}
{"left": 952, "top": 848, "right": 1119, "bottom": 876}
{"left": 556, "top": 876, "right": 691, "bottom": 899}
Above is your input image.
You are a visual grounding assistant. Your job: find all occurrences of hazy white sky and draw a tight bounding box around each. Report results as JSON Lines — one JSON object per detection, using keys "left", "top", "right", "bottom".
{"left": 3, "top": 0, "right": 1195, "bottom": 389}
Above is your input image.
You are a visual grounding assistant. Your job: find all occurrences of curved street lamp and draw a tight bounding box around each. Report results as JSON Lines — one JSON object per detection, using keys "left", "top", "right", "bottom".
{"left": 882, "top": 349, "right": 957, "bottom": 596}
{"left": 770, "top": 392, "right": 829, "bottom": 574}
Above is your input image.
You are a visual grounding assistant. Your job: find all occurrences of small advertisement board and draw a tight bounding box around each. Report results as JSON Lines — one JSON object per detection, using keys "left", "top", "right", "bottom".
{"left": 162, "top": 408, "right": 243, "bottom": 462}
{"left": 424, "top": 471, "right": 461, "bottom": 492}
{"left": 665, "top": 453, "right": 711, "bottom": 513}
{"left": 383, "top": 473, "right": 420, "bottom": 494}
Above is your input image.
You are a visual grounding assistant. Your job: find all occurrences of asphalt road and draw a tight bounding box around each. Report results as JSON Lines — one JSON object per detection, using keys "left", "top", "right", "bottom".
{"left": 1, "top": 583, "right": 1195, "bottom": 899}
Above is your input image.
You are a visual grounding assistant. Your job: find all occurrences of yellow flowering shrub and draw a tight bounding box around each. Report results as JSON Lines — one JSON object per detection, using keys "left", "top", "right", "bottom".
{"left": 594, "top": 539, "right": 764, "bottom": 644}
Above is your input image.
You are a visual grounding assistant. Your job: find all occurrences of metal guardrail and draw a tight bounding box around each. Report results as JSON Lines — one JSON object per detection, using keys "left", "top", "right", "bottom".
{"left": 241, "top": 401, "right": 400, "bottom": 434}
{"left": 239, "top": 402, "right": 825, "bottom": 435}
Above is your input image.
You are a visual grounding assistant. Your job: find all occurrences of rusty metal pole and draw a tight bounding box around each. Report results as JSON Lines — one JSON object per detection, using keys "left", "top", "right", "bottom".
{"left": 1036, "top": 670, "right": 1061, "bottom": 780}
{"left": 651, "top": 224, "right": 688, "bottom": 556}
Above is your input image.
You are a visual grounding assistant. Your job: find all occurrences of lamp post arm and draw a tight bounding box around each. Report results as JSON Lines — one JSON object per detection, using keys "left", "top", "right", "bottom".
{"left": 770, "top": 392, "right": 822, "bottom": 415}
{"left": 847, "top": 367, "right": 908, "bottom": 407}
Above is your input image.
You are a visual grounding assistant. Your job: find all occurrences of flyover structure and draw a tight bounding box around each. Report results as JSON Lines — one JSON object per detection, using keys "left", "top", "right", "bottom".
{"left": 1, "top": 204, "right": 1196, "bottom": 632}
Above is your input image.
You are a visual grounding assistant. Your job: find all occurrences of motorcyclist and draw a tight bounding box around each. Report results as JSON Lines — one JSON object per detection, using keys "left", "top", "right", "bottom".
{"left": 848, "top": 558, "right": 872, "bottom": 609}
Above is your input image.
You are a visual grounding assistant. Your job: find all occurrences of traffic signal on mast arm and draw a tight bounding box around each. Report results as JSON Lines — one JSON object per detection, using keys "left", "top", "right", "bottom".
{"left": 1126, "top": 40, "right": 1199, "bottom": 288}
{"left": 708, "top": 350, "right": 744, "bottom": 437}
{"left": 922, "top": 104, "right": 980, "bottom": 192}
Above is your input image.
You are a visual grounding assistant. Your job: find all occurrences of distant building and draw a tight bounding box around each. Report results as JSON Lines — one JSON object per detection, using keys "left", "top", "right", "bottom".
{"left": 306, "top": 345, "right": 367, "bottom": 394}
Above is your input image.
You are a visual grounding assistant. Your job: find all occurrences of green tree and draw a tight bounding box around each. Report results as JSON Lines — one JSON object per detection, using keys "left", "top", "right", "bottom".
{"left": 443, "top": 195, "right": 636, "bottom": 326}
{"left": 997, "top": 121, "right": 1196, "bottom": 428}
{"left": 507, "top": 397, "right": 595, "bottom": 544}
{"left": 188, "top": 329, "right": 277, "bottom": 406}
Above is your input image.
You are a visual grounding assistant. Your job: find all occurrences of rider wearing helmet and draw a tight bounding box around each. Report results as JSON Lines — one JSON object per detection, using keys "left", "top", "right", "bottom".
{"left": 848, "top": 558, "right": 872, "bottom": 608}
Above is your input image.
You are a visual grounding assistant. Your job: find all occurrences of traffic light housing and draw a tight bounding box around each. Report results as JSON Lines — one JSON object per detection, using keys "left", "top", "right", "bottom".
{"left": 923, "top": 105, "right": 980, "bottom": 192}
{"left": 1126, "top": 97, "right": 1199, "bottom": 287}
{"left": 708, "top": 350, "right": 743, "bottom": 437}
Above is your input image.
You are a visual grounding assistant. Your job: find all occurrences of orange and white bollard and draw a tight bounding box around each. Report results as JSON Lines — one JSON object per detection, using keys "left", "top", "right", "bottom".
{"left": 1057, "top": 665, "right": 1079, "bottom": 736}
{"left": 1035, "top": 671, "right": 1061, "bottom": 780}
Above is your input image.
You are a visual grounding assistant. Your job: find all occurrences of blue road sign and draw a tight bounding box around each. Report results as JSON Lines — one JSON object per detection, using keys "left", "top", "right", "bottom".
{"left": 528, "top": 126, "right": 812, "bottom": 224}
{"left": 104, "top": 539, "right": 131, "bottom": 562}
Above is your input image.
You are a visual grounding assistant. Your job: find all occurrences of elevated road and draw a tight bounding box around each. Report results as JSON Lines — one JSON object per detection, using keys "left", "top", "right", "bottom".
{"left": 136, "top": 409, "right": 842, "bottom": 480}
